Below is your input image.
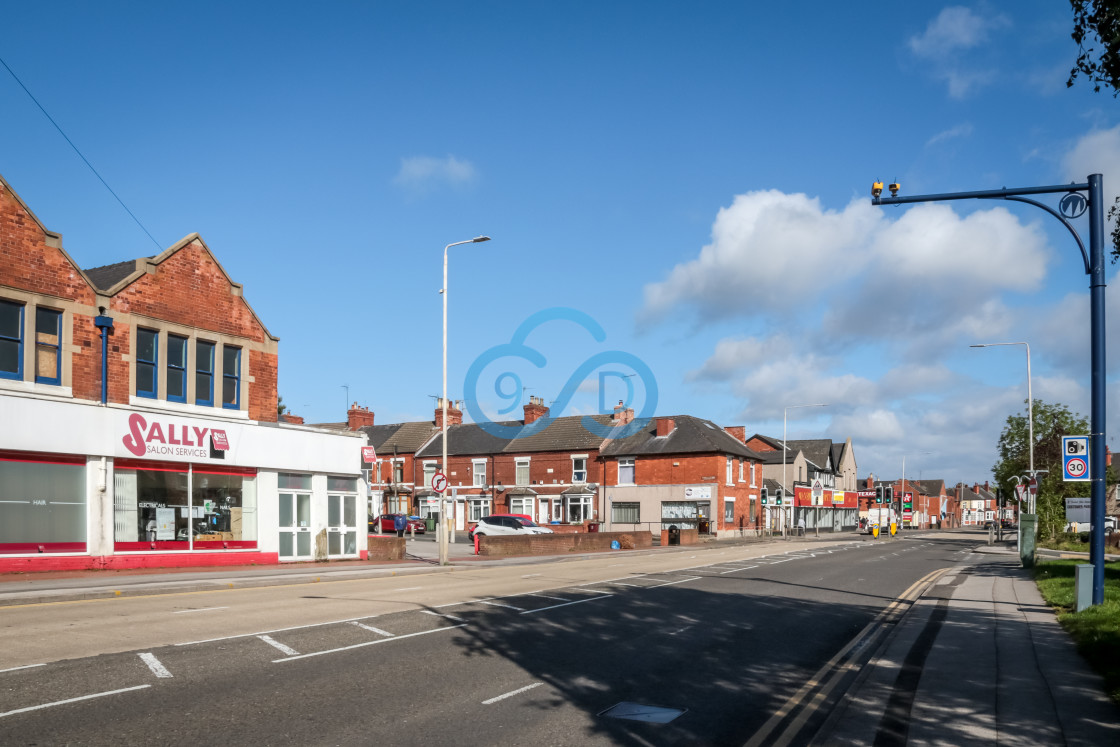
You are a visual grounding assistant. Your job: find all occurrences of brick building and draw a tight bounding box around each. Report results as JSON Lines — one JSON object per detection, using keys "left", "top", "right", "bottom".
{"left": 0, "top": 173, "right": 364, "bottom": 571}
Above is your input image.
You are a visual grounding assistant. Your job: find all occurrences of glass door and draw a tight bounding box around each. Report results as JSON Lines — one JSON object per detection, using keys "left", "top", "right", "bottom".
{"left": 327, "top": 493, "right": 357, "bottom": 557}
{"left": 279, "top": 492, "right": 312, "bottom": 560}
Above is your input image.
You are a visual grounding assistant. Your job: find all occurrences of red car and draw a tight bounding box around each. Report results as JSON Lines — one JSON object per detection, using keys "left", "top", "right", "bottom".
{"left": 370, "top": 514, "right": 425, "bottom": 534}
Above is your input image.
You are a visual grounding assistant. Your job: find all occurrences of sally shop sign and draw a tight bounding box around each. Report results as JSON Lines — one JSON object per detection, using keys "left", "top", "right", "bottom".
{"left": 122, "top": 413, "right": 230, "bottom": 458}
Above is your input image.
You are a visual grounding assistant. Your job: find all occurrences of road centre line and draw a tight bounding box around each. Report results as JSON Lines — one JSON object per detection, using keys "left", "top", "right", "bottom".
{"left": 273, "top": 624, "right": 466, "bottom": 663}
{"left": 721, "top": 566, "right": 758, "bottom": 573}
{"left": 612, "top": 583, "right": 645, "bottom": 587}
{"left": 138, "top": 653, "right": 173, "bottom": 678}
{"left": 423, "top": 611, "right": 466, "bottom": 622}
{"left": 172, "top": 606, "right": 228, "bottom": 614}
{"left": 352, "top": 622, "right": 394, "bottom": 637}
{"left": 482, "top": 682, "right": 543, "bottom": 704}
{"left": 0, "top": 663, "right": 46, "bottom": 674}
{"left": 259, "top": 635, "right": 299, "bottom": 656}
{"left": 520, "top": 595, "right": 614, "bottom": 615}
{"left": 176, "top": 613, "right": 386, "bottom": 646}
{"left": 521, "top": 573, "right": 542, "bottom": 578}
{"left": 0, "top": 685, "right": 150, "bottom": 719}
{"left": 393, "top": 587, "right": 422, "bottom": 592}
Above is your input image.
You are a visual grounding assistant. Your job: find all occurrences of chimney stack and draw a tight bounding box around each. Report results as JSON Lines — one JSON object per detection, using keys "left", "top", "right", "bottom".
{"left": 347, "top": 403, "right": 374, "bottom": 430}
{"left": 523, "top": 396, "right": 549, "bottom": 424}
{"left": 434, "top": 397, "right": 463, "bottom": 429}
{"left": 723, "top": 425, "right": 745, "bottom": 443}
{"left": 611, "top": 400, "right": 634, "bottom": 425}
{"left": 657, "top": 417, "right": 676, "bottom": 437}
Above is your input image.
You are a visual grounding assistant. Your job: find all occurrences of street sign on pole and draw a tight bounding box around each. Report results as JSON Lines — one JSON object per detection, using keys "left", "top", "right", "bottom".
{"left": 432, "top": 472, "right": 448, "bottom": 493}
{"left": 1062, "top": 436, "right": 1089, "bottom": 482}
{"left": 811, "top": 479, "right": 823, "bottom": 505}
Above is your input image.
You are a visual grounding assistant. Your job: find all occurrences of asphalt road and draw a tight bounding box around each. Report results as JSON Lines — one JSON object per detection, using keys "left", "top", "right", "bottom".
{"left": 0, "top": 533, "right": 977, "bottom": 746}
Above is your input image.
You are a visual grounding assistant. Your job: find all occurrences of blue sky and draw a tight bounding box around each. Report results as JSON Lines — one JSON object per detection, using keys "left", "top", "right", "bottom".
{"left": 2, "top": 2, "right": 1117, "bottom": 485}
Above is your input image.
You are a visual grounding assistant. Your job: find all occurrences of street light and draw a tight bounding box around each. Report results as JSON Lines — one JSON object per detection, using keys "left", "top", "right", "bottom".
{"left": 440, "top": 235, "right": 490, "bottom": 566}
{"left": 970, "top": 342, "right": 1035, "bottom": 513}
{"left": 783, "top": 403, "right": 829, "bottom": 538}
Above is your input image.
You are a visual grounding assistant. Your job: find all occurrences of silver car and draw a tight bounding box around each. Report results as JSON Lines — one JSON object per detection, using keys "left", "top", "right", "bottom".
{"left": 469, "top": 514, "right": 554, "bottom": 540}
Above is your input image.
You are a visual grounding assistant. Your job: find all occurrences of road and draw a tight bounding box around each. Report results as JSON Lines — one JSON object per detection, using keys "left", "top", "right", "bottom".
{"left": 0, "top": 533, "right": 977, "bottom": 745}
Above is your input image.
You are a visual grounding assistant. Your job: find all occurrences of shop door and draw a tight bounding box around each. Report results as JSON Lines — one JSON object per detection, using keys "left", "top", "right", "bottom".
{"left": 328, "top": 494, "right": 358, "bottom": 557}
{"left": 279, "top": 492, "right": 312, "bottom": 560}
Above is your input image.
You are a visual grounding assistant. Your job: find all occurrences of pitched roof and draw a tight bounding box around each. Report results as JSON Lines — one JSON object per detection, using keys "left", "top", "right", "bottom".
{"left": 785, "top": 439, "right": 833, "bottom": 471}
{"left": 83, "top": 259, "right": 142, "bottom": 292}
{"left": 362, "top": 422, "right": 440, "bottom": 455}
{"left": 599, "top": 416, "right": 765, "bottom": 459}
{"left": 413, "top": 414, "right": 616, "bottom": 458}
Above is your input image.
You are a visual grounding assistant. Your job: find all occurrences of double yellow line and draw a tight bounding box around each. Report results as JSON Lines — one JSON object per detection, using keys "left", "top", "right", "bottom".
{"left": 744, "top": 566, "right": 950, "bottom": 747}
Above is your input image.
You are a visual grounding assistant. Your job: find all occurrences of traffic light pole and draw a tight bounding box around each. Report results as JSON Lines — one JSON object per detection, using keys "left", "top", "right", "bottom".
{"left": 874, "top": 176, "right": 1107, "bottom": 606}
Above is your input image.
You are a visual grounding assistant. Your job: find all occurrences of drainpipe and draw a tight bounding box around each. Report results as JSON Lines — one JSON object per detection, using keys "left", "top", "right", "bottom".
{"left": 93, "top": 309, "right": 114, "bottom": 404}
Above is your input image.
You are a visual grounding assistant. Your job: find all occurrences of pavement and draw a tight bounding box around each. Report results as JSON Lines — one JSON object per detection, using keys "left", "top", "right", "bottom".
{"left": 2, "top": 531, "right": 1118, "bottom": 745}
{"left": 820, "top": 537, "right": 1120, "bottom": 746}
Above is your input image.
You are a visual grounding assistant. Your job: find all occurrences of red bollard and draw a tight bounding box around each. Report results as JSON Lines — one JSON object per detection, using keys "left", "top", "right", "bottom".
{"left": 474, "top": 533, "right": 480, "bottom": 555}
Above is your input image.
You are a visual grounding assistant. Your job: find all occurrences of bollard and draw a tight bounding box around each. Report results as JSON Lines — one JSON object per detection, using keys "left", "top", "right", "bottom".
{"left": 474, "top": 532, "right": 480, "bottom": 555}
{"left": 1075, "top": 564, "right": 1093, "bottom": 612}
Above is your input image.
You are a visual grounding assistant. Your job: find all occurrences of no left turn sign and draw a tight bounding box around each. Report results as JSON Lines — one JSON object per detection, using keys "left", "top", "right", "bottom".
{"left": 432, "top": 472, "right": 448, "bottom": 493}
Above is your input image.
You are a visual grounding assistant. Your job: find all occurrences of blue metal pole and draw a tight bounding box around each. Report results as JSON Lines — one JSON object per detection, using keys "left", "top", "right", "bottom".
{"left": 1088, "top": 174, "right": 1107, "bottom": 605}
{"left": 93, "top": 314, "right": 113, "bottom": 405}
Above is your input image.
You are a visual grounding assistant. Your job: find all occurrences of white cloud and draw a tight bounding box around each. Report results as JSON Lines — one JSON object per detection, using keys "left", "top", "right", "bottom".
{"left": 393, "top": 155, "right": 477, "bottom": 191}
{"left": 926, "top": 123, "right": 974, "bottom": 147}
{"left": 909, "top": 7, "right": 1004, "bottom": 58}
{"left": 832, "top": 409, "right": 903, "bottom": 444}
{"left": 1062, "top": 124, "right": 1120, "bottom": 186}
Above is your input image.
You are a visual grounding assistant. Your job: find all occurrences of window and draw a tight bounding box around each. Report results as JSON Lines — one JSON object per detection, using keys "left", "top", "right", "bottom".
{"left": 222, "top": 346, "right": 241, "bottom": 409}
{"left": 738, "top": 459, "right": 744, "bottom": 482}
{"left": 0, "top": 454, "right": 86, "bottom": 551}
{"left": 724, "top": 500, "right": 734, "bottom": 522}
{"left": 750, "top": 462, "right": 756, "bottom": 487}
{"left": 750, "top": 496, "right": 757, "bottom": 522}
{"left": 572, "top": 456, "right": 587, "bottom": 483}
{"left": 515, "top": 458, "right": 530, "bottom": 485}
{"left": 393, "top": 460, "right": 404, "bottom": 483}
{"left": 510, "top": 496, "right": 534, "bottom": 516}
{"left": 726, "top": 457, "right": 734, "bottom": 485}
{"left": 167, "top": 334, "right": 187, "bottom": 402}
{"left": 423, "top": 461, "right": 437, "bottom": 490}
{"left": 35, "top": 307, "right": 61, "bottom": 385}
{"left": 618, "top": 458, "right": 635, "bottom": 485}
{"left": 0, "top": 300, "right": 23, "bottom": 380}
{"left": 567, "top": 495, "right": 591, "bottom": 523}
{"left": 469, "top": 498, "right": 491, "bottom": 522}
{"left": 136, "top": 328, "right": 158, "bottom": 398}
{"left": 196, "top": 340, "right": 215, "bottom": 406}
{"left": 472, "top": 459, "right": 486, "bottom": 487}
{"left": 611, "top": 501, "right": 640, "bottom": 523}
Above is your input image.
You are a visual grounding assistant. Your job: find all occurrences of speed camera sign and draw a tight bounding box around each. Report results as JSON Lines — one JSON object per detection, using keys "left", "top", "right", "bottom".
{"left": 1062, "top": 436, "right": 1089, "bottom": 482}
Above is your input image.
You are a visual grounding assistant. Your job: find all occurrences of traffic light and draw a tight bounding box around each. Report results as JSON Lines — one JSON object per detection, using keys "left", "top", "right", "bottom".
{"left": 760, "top": 487, "right": 768, "bottom": 505}
{"left": 875, "top": 485, "right": 884, "bottom": 504}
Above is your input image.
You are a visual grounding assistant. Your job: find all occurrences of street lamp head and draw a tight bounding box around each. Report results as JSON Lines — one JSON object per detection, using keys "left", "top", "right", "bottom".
{"left": 472, "top": 236, "right": 491, "bottom": 243}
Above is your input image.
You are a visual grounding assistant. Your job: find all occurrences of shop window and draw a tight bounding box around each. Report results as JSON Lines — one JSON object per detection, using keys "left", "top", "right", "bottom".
{"left": 327, "top": 476, "right": 357, "bottom": 492}
{"left": 572, "top": 456, "right": 587, "bottom": 483}
{"left": 279, "top": 472, "right": 312, "bottom": 491}
{"left": 0, "top": 453, "right": 86, "bottom": 552}
{"left": 0, "top": 300, "right": 22, "bottom": 380}
{"left": 136, "top": 328, "right": 158, "bottom": 398}
{"left": 661, "top": 501, "right": 698, "bottom": 529}
{"left": 114, "top": 462, "right": 257, "bottom": 548}
{"left": 222, "top": 345, "right": 241, "bottom": 409}
{"left": 167, "top": 334, "right": 187, "bottom": 402}
{"left": 34, "top": 307, "right": 62, "bottom": 385}
{"left": 611, "top": 501, "right": 639, "bottom": 523}
{"left": 618, "top": 458, "right": 635, "bottom": 485}
{"left": 196, "top": 340, "right": 215, "bottom": 406}
{"left": 515, "top": 458, "right": 530, "bottom": 485}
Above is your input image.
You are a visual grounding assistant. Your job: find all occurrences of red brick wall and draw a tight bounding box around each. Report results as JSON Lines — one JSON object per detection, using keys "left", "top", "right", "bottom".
{"left": 477, "top": 531, "right": 652, "bottom": 556}
{"left": 0, "top": 184, "right": 95, "bottom": 304}
{"left": 366, "top": 536, "right": 406, "bottom": 560}
{"left": 746, "top": 436, "right": 776, "bottom": 452}
{"left": 661, "top": 528, "right": 699, "bottom": 546}
{"left": 248, "top": 348, "right": 278, "bottom": 422}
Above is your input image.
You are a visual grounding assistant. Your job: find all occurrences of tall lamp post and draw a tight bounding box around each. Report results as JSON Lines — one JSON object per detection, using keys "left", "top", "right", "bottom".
{"left": 873, "top": 176, "right": 1106, "bottom": 605}
{"left": 440, "top": 235, "right": 490, "bottom": 566}
{"left": 783, "top": 403, "right": 829, "bottom": 537}
{"left": 970, "top": 341, "right": 1035, "bottom": 513}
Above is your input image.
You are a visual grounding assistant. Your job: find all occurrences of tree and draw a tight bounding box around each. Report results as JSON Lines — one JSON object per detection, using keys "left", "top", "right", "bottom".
{"left": 277, "top": 395, "right": 287, "bottom": 417}
{"left": 1068, "top": 1, "right": 1120, "bottom": 95}
{"left": 991, "top": 399, "right": 1090, "bottom": 540}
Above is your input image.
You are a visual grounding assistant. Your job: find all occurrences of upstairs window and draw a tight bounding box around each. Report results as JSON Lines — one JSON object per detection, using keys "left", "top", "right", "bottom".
{"left": 393, "top": 460, "right": 404, "bottom": 484}
{"left": 196, "top": 340, "right": 215, "bottom": 406}
{"left": 472, "top": 459, "right": 486, "bottom": 487}
{"left": 726, "top": 457, "right": 734, "bottom": 485}
{"left": 423, "top": 461, "right": 437, "bottom": 490}
{"left": 222, "top": 346, "right": 241, "bottom": 409}
{"left": 136, "top": 328, "right": 158, "bottom": 398}
{"left": 572, "top": 456, "right": 587, "bottom": 483}
{"left": 34, "top": 308, "right": 62, "bottom": 385}
{"left": 167, "top": 334, "right": 187, "bottom": 403}
{"left": 515, "top": 458, "right": 530, "bottom": 485}
{"left": 0, "top": 300, "right": 23, "bottom": 381}
{"left": 618, "top": 458, "right": 635, "bottom": 485}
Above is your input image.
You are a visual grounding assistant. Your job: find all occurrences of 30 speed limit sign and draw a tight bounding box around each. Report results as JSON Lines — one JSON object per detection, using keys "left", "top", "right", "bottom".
{"left": 1063, "top": 436, "right": 1090, "bottom": 482}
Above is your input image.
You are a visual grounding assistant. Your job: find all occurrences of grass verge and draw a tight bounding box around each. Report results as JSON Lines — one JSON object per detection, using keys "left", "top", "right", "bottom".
{"left": 1033, "top": 559, "right": 1120, "bottom": 705}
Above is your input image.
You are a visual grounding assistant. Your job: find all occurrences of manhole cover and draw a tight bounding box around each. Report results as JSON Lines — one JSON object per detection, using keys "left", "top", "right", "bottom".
{"left": 599, "top": 702, "right": 687, "bottom": 724}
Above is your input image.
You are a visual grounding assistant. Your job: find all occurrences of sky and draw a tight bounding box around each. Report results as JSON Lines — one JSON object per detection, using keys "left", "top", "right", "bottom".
{"left": 2, "top": 1, "right": 1117, "bottom": 486}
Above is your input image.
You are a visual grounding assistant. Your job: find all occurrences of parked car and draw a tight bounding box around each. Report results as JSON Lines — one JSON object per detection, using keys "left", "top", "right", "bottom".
{"left": 468, "top": 514, "right": 553, "bottom": 541}
{"left": 370, "top": 514, "right": 425, "bottom": 534}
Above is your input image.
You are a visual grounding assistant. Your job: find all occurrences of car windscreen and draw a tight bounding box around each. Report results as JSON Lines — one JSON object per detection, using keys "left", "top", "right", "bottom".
{"left": 515, "top": 518, "right": 539, "bottom": 527}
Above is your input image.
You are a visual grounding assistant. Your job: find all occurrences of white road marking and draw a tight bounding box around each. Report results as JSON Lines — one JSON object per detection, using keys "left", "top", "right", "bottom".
{"left": 612, "top": 582, "right": 645, "bottom": 587}
{"left": 259, "top": 635, "right": 299, "bottom": 656}
{"left": 0, "top": 663, "right": 45, "bottom": 674}
{"left": 138, "top": 653, "right": 172, "bottom": 678}
{"left": 529, "top": 593, "right": 569, "bottom": 602}
{"left": 177, "top": 614, "right": 386, "bottom": 646}
{"left": 173, "top": 606, "right": 228, "bottom": 614}
{"left": 423, "top": 610, "right": 466, "bottom": 622}
{"left": 477, "top": 600, "right": 525, "bottom": 611}
{"left": 521, "top": 595, "right": 614, "bottom": 615}
{"left": 352, "top": 622, "right": 394, "bottom": 637}
{"left": 273, "top": 624, "right": 466, "bottom": 663}
{"left": 482, "top": 682, "right": 543, "bottom": 704}
{"left": 0, "top": 685, "right": 150, "bottom": 719}
{"left": 720, "top": 566, "right": 758, "bottom": 573}
{"left": 521, "top": 573, "right": 542, "bottom": 578}
{"left": 394, "top": 586, "right": 422, "bottom": 592}
{"left": 647, "top": 576, "right": 701, "bottom": 588}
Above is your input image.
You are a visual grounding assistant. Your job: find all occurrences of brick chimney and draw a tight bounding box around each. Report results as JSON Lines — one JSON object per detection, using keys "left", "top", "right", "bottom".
{"left": 347, "top": 403, "right": 374, "bottom": 430}
{"left": 865, "top": 473, "right": 874, "bottom": 490}
{"left": 434, "top": 398, "right": 463, "bottom": 429}
{"left": 656, "top": 417, "right": 676, "bottom": 437}
{"left": 523, "top": 396, "right": 549, "bottom": 424}
{"left": 611, "top": 400, "right": 634, "bottom": 425}
{"left": 280, "top": 413, "right": 304, "bottom": 425}
{"left": 723, "top": 425, "right": 745, "bottom": 443}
